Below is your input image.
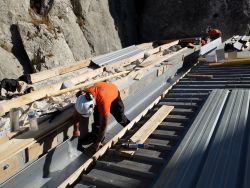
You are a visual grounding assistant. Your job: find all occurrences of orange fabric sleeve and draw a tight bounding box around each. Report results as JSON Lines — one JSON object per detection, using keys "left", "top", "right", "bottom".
{"left": 86, "top": 82, "right": 118, "bottom": 116}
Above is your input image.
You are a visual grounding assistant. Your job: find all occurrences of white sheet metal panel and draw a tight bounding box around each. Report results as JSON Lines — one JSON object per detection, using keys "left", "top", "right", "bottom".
{"left": 200, "top": 37, "right": 222, "bottom": 55}
{"left": 92, "top": 45, "right": 144, "bottom": 67}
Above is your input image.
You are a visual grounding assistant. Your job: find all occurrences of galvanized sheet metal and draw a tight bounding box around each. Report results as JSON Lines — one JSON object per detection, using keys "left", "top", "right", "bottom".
{"left": 196, "top": 90, "right": 250, "bottom": 188}
{"left": 153, "top": 89, "right": 229, "bottom": 188}
{"left": 154, "top": 89, "right": 250, "bottom": 188}
{"left": 92, "top": 45, "right": 143, "bottom": 67}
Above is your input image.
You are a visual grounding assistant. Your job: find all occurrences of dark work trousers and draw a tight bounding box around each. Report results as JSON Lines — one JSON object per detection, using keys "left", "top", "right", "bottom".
{"left": 92, "top": 91, "right": 130, "bottom": 142}
{"left": 78, "top": 92, "right": 130, "bottom": 149}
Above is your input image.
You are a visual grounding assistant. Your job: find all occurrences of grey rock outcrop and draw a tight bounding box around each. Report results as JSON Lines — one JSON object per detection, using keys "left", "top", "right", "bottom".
{"left": 49, "top": 0, "right": 91, "bottom": 60}
{"left": 18, "top": 21, "right": 75, "bottom": 71}
{"left": 0, "top": 0, "right": 31, "bottom": 75}
{"left": 71, "top": 0, "right": 122, "bottom": 55}
{"left": 0, "top": 0, "right": 30, "bottom": 50}
{"left": 0, "top": 47, "right": 23, "bottom": 80}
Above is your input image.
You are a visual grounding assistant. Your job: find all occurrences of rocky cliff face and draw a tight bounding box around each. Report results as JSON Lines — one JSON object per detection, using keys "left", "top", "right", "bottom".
{"left": 139, "top": 0, "right": 250, "bottom": 41}
{"left": 0, "top": 0, "right": 136, "bottom": 79}
{"left": 0, "top": 0, "right": 249, "bottom": 79}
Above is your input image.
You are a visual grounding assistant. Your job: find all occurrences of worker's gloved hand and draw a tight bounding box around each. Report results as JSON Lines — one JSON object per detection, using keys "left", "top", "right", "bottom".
{"left": 73, "top": 130, "right": 80, "bottom": 137}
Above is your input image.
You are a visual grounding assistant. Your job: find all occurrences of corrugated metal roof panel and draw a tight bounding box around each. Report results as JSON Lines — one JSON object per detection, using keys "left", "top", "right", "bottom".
{"left": 92, "top": 45, "right": 144, "bottom": 67}
{"left": 154, "top": 89, "right": 250, "bottom": 188}
{"left": 197, "top": 90, "right": 250, "bottom": 188}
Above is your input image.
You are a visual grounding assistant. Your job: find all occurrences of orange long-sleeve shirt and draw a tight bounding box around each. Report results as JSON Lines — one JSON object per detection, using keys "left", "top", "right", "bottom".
{"left": 86, "top": 82, "right": 118, "bottom": 116}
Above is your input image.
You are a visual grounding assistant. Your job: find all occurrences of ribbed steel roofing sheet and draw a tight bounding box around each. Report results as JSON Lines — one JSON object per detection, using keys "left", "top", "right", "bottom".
{"left": 154, "top": 89, "right": 250, "bottom": 188}
{"left": 153, "top": 89, "right": 230, "bottom": 188}
{"left": 91, "top": 45, "right": 144, "bottom": 67}
{"left": 196, "top": 90, "right": 250, "bottom": 188}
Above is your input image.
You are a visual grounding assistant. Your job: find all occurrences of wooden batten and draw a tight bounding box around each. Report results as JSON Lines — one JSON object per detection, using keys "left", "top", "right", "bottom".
{"left": 31, "top": 59, "right": 91, "bottom": 83}
{"left": 209, "top": 58, "right": 250, "bottom": 66}
{"left": 48, "top": 71, "right": 129, "bottom": 97}
{"left": 120, "top": 105, "right": 174, "bottom": 155}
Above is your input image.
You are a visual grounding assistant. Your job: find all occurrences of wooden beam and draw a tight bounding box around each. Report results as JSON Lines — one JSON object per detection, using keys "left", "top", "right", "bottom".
{"left": 136, "top": 42, "right": 153, "bottom": 50}
{"left": 131, "top": 108, "right": 174, "bottom": 141}
{"left": 120, "top": 105, "right": 174, "bottom": 155}
{"left": 47, "top": 71, "right": 129, "bottom": 97}
{"left": 105, "top": 40, "right": 178, "bottom": 70}
{"left": 139, "top": 53, "right": 163, "bottom": 67}
{"left": 209, "top": 58, "right": 250, "bottom": 66}
{"left": 0, "top": 68, "right": 104, "bottom": 116}
{"left": 31, "top": 59, "right": 91, "bottom": 83}
{"left": 186, "top": 74, "right": 213, "bottom": 79}
{"left": 103, "top": 51, "right": 145, "bottom": 70}
{"left": 0, "top": 157, "right": 20, "bottom": 183}
{"left": 148, "top": 40, "right": 179, "bottom": 54}
{"left": 0, "top": 127, "right": 29, "bottom": 144}
{"left": 158, "top": 40, "right": 179, "bottom": 51}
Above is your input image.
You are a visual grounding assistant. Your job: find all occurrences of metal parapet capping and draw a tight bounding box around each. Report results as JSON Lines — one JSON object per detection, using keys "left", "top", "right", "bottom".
{"left": 91, "top": 45, "right": 144, "bottom": 67}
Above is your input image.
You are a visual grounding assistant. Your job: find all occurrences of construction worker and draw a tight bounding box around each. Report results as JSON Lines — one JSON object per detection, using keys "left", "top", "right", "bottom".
{"left": 207, "top": 27, "right": 222, "bottom": 41}
{"left": 73, "top": 81, "right": 130, "bottom": 152}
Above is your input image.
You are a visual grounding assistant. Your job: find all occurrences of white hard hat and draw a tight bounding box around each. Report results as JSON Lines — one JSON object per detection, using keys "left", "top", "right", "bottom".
{"left": 75, "top": 93, "right": 95, "bottom": 117}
